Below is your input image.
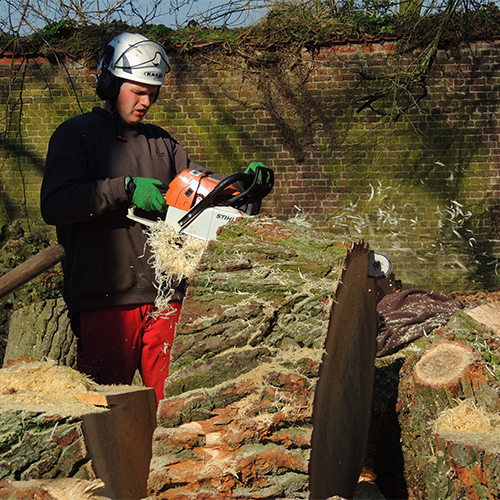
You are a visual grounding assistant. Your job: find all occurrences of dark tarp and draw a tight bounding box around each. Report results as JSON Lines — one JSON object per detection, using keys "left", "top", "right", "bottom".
{"left": 376, "top": 288, "right": 464, "bottom": 357}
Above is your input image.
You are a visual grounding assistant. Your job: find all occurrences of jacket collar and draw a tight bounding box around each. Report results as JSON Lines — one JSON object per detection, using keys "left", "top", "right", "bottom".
{"left": 93, "top": 106, "right": 130, "bottom": 141}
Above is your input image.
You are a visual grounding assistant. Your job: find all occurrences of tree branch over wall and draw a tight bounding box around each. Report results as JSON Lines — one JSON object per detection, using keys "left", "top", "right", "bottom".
{"left": 355, "top": 0, "right": 462, "bottom": 120}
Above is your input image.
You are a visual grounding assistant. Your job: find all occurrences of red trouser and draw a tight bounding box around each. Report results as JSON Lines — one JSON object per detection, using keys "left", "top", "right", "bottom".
{"left": 75, "top": 303, "right": 181, "bottom": 403}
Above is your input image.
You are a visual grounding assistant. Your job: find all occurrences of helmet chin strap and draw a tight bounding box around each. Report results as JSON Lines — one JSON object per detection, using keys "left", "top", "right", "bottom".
{"left": 104, "top": 97, "right": 117, "bottom": 113}
{"left": 106, "top": 77, "right": 124, "bottom": 112}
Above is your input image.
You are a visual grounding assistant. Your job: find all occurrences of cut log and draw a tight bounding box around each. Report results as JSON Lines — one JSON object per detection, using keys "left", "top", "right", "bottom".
{"left": 464, "top": 303, "right": 500, "bottom": 336}
{"left": 148, "top": 216, "right": 347, "bottom": 499}
{"left": 397, "top": 339, "right": 500, "bottom": 500}
{"left": 0, "top": 360, "right": 156, "bottom": 500}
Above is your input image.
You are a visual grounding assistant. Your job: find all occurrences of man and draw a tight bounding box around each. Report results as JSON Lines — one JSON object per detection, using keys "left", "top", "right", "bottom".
{"left": 41, "top": 32, "right": 221, "bottom": 403}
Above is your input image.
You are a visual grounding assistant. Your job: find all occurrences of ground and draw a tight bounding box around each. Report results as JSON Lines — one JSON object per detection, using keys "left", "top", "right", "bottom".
{"left": 452, "top": 290, "right": 500, "bottom": 308}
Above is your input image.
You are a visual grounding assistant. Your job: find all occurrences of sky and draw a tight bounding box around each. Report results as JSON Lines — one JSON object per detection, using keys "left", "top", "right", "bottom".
{"left": 0, "top": 0, "right": 267, "bottom": 36}
{"left": 141, "top": 0, "right": 267, "bottom": 28}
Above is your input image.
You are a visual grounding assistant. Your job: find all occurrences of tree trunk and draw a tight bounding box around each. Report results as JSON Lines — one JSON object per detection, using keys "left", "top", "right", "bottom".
{"left": 397, "top": 336, "right": 500, "bottom": 500}
{"left": 3, "top": 298, "right": 76, "bottom": 368}
{"left": 149, "top": 216, "right": 346, "bottom": 499}
{"left": 0, "top": 360, "right": 156, "bottom": 500}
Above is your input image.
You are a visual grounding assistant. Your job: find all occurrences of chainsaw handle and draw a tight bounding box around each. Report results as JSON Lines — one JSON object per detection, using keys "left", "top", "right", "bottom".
{"left": 177, "top": 172, "right": 249, "bottom": 228}
{"left": 126, "top": 205, "right": 155, "bottom": 227}
{"left": 177, "top": 166, "right": 274, "bottom": 229}
{"left": 222, "top": 166, "right": 274, "bottom": 208}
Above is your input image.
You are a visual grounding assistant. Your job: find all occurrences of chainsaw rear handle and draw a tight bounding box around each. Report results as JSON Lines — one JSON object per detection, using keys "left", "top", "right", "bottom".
{"left": 127, "top": 205, "right": 156, "bottom": 228}
{"left": 177, "top": 166, "right": 274, "bottom": 229}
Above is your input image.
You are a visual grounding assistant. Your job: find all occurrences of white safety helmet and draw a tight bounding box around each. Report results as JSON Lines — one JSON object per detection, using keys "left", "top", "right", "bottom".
{"left": 98, "top": 32, "right": 170, "bottom": 87}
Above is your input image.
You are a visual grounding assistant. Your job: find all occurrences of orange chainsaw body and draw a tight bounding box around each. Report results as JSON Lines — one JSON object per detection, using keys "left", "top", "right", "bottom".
{"left": 165, "top": 169, "right": 241, "bottom": 211}
{"left": 127, "top": 165, "right": 274, "bottom": 240}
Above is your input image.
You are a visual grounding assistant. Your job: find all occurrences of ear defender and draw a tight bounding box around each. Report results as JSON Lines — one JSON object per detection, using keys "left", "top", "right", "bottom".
{"left": 96, "top": 69, "right": 123, "bottom": 101}
{"left": 96, "top": 45, "right": 123, "bottom": 101}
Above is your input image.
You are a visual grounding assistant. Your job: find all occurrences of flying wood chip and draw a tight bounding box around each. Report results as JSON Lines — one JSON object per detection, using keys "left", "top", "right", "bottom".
{"left": 309, "top": 241, "right": 378, "bottom": 500}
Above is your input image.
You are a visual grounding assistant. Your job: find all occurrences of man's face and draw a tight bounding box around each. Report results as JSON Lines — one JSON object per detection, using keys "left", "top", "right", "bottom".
{"left": 114, "top": 80, "right": 160, "bottom": 126}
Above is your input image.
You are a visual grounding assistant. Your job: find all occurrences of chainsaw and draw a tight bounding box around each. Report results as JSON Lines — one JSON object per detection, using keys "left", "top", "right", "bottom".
{"left": 127, "top": 166, "right": 394, "bottom": 280}
{"left": 127, "top": 165, "right": 274, "bottom": 240}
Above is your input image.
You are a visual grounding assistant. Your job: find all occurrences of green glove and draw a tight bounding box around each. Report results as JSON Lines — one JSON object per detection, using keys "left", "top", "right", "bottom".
{"left": 126, "top": 177, "right": 167, "bottom": 212}
{"left": 245, "top": 161, "right": 267, "bottom": 178}
{"left": 245, "top": 162, "right": 273, "bottom": 189}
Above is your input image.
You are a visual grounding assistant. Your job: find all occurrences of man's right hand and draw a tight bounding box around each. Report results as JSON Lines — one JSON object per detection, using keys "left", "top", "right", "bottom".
{"left": 126, "top": 177, "right": 167, "bottom": 212}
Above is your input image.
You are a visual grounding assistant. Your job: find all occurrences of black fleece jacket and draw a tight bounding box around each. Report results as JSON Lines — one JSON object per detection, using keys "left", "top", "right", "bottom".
{"left": 41, "top": 107, "right": 212, "bottom": 314}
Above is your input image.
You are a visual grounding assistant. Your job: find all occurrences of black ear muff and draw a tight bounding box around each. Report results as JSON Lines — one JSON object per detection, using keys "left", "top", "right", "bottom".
{"left": 96, "top": 45, "right": 123, "bottom": 101}
{"left": 96, "top": 69, "right": 123, "bottom": 101}
{"left": 152, "top": 88, "right": 160, "bottom": 104}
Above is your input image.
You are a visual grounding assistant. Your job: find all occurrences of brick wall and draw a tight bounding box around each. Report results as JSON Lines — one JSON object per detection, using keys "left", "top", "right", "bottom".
{"left": 1, "top": 40, "right": 500, "bottom": 292}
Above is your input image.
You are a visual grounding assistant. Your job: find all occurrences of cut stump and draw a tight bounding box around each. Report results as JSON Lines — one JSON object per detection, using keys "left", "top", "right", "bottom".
{"left": 0, "top": 360, "right": 156, "bottom": 500}
{"left": 413, "top": 341, "right": 478, "bottom": 388}
{"left": 397, "top": 339, "right": 500, "bottom": 500}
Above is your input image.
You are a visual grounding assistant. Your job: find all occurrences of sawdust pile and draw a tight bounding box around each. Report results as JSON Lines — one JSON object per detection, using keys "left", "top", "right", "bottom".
{"left": 434, "top": 399, "right": 500, "bottom": 451}
{"left": 1, "top": 479, "right": 106, "bottom": 500}
{"left": 146, "top": 221, "right": 208, "bottom": 313}
{"left": 0, "top": 359, "right": 97, "bottom": 394}
{"left": 0, "top": 360, "right": 103, "bottom": 415}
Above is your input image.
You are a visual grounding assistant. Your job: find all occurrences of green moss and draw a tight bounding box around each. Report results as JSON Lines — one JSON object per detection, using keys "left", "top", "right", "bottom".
{"left": 165, "top": 347, "right": 271, "bottom": 397}
{"left": 189, "top": 278, "right": 292, "bottom": 297}
{"left": 217, "top": 224, "right": 258, "bottom": 241}
{"left": 483, "top": 353, "right": 500, "bottom": 365}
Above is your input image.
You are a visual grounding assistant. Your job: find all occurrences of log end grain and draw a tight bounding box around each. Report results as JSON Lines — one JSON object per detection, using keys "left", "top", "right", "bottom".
{"left": 465, "top": 303, "right": 500, "bottom": 337}
{"left": 413, "top": 341, "right": 477, "bottom": 389}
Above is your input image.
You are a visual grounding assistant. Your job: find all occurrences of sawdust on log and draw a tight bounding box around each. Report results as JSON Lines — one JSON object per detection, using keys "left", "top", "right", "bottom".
{"left": 434, "top": 399, "right": 500, "bottom": 452}
{"left": 0, "top": 359, "right": 97, "bottom": 393}
{"left": 0, "top": 479, "right": 106, "bottom": 500}
{"left": 0, "top": 360, "right": 105, "bottom": 415}
{"left": 145, "top": 221, "right": 208, "bottom": 314}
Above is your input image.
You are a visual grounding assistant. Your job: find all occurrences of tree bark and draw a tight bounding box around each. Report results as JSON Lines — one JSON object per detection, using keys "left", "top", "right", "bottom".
{"left": 3, "top": 298, "right": 76, "bottom": 368}
{"left": 397, "top": 337, "right": 500, "bottom": 500}
{"left": 149, "top": 216, "right": 346, "bottom": 499}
